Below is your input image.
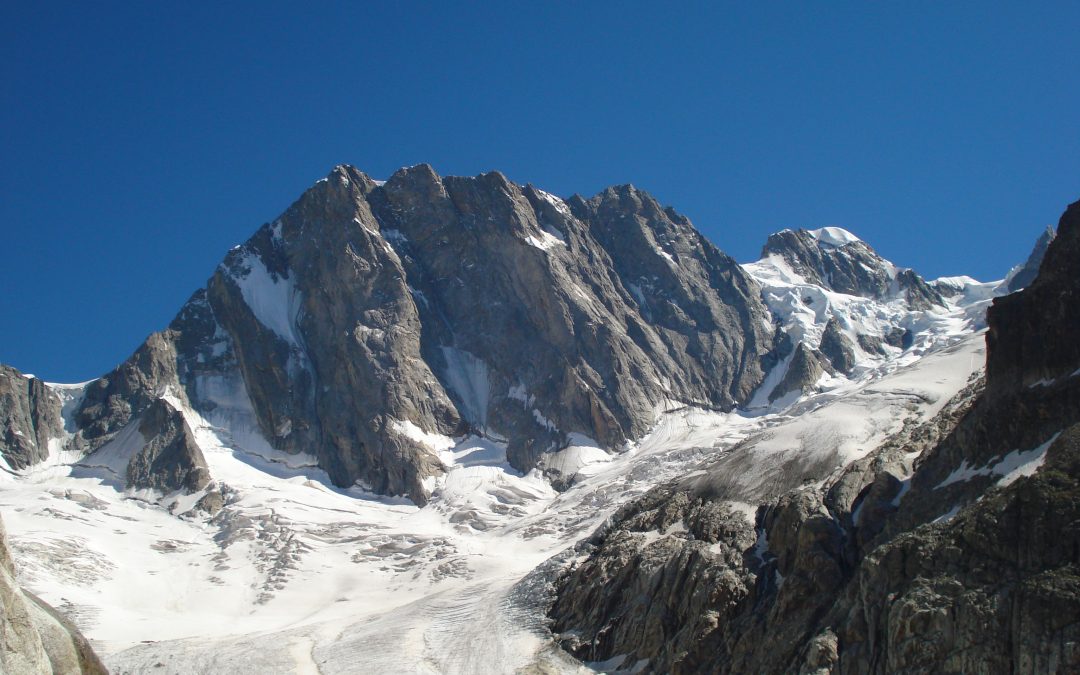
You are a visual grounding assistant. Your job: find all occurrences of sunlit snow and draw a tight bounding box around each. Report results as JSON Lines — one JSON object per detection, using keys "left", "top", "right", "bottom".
{"left": 0, "top": 328, "right": 992, "bottom": 674}
{"left": 805, "top": 226, "right": 862, "bottom": 247}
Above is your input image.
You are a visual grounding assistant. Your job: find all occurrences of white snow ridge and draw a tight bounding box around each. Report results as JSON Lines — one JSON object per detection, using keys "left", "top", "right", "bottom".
{"left": 806, "top": 226, "right": 862, "bottom": 247}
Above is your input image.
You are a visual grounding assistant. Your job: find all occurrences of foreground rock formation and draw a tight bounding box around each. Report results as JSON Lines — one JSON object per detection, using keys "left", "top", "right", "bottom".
{"left": 0, "top": 515, "right": 107, "bottom": 674}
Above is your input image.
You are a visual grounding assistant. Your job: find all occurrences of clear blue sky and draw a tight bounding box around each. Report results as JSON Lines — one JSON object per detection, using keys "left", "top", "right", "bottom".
{"left": 3, "top": 2, "right": 1078, "bottom": 382}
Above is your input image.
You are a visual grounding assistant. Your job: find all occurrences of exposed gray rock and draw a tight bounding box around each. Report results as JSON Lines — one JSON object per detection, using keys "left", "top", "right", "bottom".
{"left": 895, "top": 268, "right": 943, "bottom": 310}
{"left": 550, "top": 369, "right": 983, "bottom": 673}
{"left": 552, "top": 487, "right": 757, "bottom": 670}
{"left": 567, "top": 184, "right": 774, "bottom": 409}
{"left": 818, "top": 317, "right": 855, "bottom": 373}
{"left": 884, "top": 326, "right": 913, "bottom": 350}
{"left": 985, "top": 202, "right": 1080, "bottom": 398}
{"left": 827, "top": 425, "right": 1080, "bottom": 674}
{"left": 126, "top": 398, "right": 210, "bottom": 493}
{"left": 855, "top": 332, "right": 885, "bottom": 356}
{"left": 75, "top": 331, "right": 181, "bottom": 449}
{"left": 0, "top": 515, "right": 107, "bottom": 675}
{"left": 0, "top": 366, "right": 65, "bottom": 471}
{"left": 195, "top": 490, "right": 225, "bottom": 516}
{"left": 770, "top": 342, "right": 830, "bottom": 402}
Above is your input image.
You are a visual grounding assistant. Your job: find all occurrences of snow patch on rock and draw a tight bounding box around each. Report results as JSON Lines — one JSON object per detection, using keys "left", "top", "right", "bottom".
{"left": 936, "top": 432, "right": 1061, "bottom": 489}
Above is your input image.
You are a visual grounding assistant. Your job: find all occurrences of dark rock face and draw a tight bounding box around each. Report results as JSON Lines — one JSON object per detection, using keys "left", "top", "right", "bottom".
{"left": 1007, "top": 224, "right": 1056, "bottom": 292}
{"left": 855, "top": 332, "right": 885, "bottom": 356}
{"left": 895, "top": 268, "right": 943, "bottom": 310}
{"left": 553, "top": 488, "right": 757, "bottom": 670}
{"left": 770, "top": 342, "right": 830, "bottom": 402}
{"left": 127, "top": 398, "right": 210, "bottom": 493}
{"left": 567, "top": 185, "right": 774, "bottom": 409}
{"left": 202, "top": 167, "right": 453, "bottom": 499}
{"left": 986, "top": 202, "right": 1079, "bottom": 399}
{"left": 2, "top": 164, "right": 775, "bottom": 503}
{"left": 761, "top": 228, "right": 943, "bottom": 308}
{"left": 549, "top": 199, "right": 1080, "bottom": 673}
{"left": 826, "top": 426, "right": 1080, "bottom": 674}
{"left": 550, "top": 373, "right": 982, "bottom": 674}
{"left": 884, "top": 326, "right": 914, "bottom": 350}
{"left": 197, "top": 166, "right": 773, "bottom": 499}
{"left": 75, "top": 330, "right": 182, "bottom": 448}
{"left": 0, "top": 515, "right": 108, "bottom": 675}
{"left": 818, "top": 318, "right": 856, "bottom": 373}
{"left": 0, "top": 366, "right": 65, "bottom": 470}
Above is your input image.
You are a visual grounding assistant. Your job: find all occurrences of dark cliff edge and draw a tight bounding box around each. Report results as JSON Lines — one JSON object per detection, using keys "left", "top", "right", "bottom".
{"left": 548, "top": 199, "right": 1080, "bottom": 674}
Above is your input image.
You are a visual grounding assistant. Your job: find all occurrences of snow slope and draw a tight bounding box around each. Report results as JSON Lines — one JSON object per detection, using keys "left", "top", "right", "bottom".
{"left": 742, "top": 242, "right": 1002, "bottom": 407}
{"left": 0, "top": 326, "right": 988, "bottom": 674}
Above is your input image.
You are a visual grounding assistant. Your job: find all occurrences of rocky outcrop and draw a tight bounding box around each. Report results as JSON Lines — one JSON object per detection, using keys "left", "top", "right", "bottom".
{"left": 770, "top": 342, "right": 831, "bottom": 402}
{"left": 895, "top": 268, "right": 943, "bottom": 310}
{"left": 74, "top": 331, "right": 181, "bottom": 449}
{"left": 0, "top": 516, "right": 108, "bottom": 675}
{"left": 553, "top": 489, "right": 758, "bottom": 670}
{"left": 823, "top": 425, "right": 1080, "bottom": 674}
{"left": 0, "top": 366, "right": 65, "bottom": 471}
{"left": 549, "top": 199, "right": 1080, "bottom": 673}
{"left": 126, "top": 398, "right": 209, "bottom": 493}
{"left": 883, "top": 326, "right": 913, "bottom": 350}
{"left": 818, "top": 318, "right": 855, "bottom": 374}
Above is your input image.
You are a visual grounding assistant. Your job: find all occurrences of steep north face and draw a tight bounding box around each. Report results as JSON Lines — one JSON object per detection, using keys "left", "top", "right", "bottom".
{"left": 0, "top": 165, "right": 776, "bottom": 503}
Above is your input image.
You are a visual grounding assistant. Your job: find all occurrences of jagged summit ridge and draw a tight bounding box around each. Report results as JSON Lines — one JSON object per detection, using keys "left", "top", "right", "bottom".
{"left": 1, "top": 164, "right": 777, "bottom": 503}
{"left": 0, "top": 164, "right": 1027, "bottom": 506}
{"left": 1004, "top": 223, "right": 1056, "bottom": 292}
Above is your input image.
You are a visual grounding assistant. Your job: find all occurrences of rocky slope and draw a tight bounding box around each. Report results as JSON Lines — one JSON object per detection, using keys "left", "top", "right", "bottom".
{"left": 0, "top": 515, "right": 107, "bottom": 675}
{"left": 1, "top": 165, "right": 781, "bottom": 504}
{"left": 548, "top": 200, "right": 1080, "bottom": 673}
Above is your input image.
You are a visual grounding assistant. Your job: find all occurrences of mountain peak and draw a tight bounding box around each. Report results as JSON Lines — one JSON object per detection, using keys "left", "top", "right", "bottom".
{"left": 3, "top": 163, "right": 776, "bottom": 505}
{"left": 757, "top": 226, "right": 943, "bottom": 308}
{"left": 805, "top": 226, "right": 863, "bottom": 247}
{"left": 1004, "top": 223, "right": 1057, "bottom": 292}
